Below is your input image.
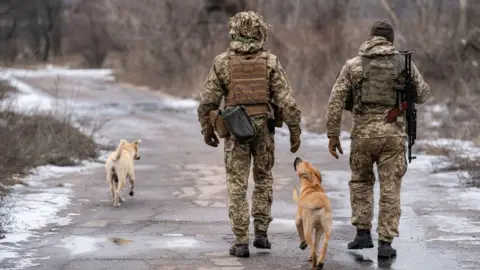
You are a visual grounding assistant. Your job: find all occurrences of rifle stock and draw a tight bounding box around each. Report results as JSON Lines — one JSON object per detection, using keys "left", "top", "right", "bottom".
{"left": 385, "top": 101, "right": 407, "bottom": 123}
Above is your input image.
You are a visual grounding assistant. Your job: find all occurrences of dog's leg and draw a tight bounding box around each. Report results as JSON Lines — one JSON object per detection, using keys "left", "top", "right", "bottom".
{"left": 107, "top": 170, "right": 115, "bottom": 202}
{"left": 308, "top": 226, "right": 320, "bottom": 270}
{"left": 317, "top": 217, "right": 332, "bottom": 270}
{"left": 118, "top": 177, "right": 125, "bottom": 203}
{"left": 114, "top": 174, "right": 126, "bottom": 207}
{"left": 128, "top": 171, "right": 135, "bottom": 197}
{"left": 296, "top": 211, "right": 307, "bottom": 250}
{"left": 305, "top": 221, "right": 316, "bottom": 264}
{"left": 314, "top": 227, "right": 324, "bottom": 270}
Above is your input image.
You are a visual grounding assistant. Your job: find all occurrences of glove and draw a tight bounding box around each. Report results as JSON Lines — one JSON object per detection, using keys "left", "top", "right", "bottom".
{"left": 202, "top": 125, "right": 219, "bottom": 147}
{"left": 328, "top": 136, "right": 343, "bottom": 159}
{"left": 288, "top": 125, "right": 301, "bottom": 153}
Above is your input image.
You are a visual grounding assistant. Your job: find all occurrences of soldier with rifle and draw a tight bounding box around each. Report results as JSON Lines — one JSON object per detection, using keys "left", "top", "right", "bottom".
{"left": 325, "top": 20, "right": 431, "bottom": 259}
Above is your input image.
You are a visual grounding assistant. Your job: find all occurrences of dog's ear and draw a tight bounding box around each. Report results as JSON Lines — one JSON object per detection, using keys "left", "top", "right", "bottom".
{"left": 133, "top": 140, "right": 142, "bottom": 145}
{"left": 294, "top": 157, "right": 302, "bottom": 171}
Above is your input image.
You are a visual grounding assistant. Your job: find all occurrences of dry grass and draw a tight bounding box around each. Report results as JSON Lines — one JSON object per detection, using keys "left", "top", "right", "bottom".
{"left": 418, "top": 142, "right": 480, "bottom": 187}
{"left": 0, "top": 81, "right": 99, "bottom": 194}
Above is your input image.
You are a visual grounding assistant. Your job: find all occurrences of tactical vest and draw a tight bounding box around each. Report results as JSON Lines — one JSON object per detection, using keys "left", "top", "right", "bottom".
{"left": 358, "top": 54, "right": 404, "bottom": 107}
{"left": 224, "top": 50, "right": 271, "bottom": 117}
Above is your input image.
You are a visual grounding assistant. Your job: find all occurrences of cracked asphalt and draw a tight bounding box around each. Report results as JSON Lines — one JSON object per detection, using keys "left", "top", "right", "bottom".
{"left": 2, "top": 74, "right": 479, "bottom": 270}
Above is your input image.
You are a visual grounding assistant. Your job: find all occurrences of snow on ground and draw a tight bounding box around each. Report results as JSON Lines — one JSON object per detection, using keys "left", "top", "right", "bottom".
{"left": 417, "top": 137, "right": 480, "bottom": 159}
{"left": 0, "top": 65, "right": 118, "bottom": 269}
{"left": 1, "top": 64, "right": 480, "bottom": 267}
{"left": 0, "top": 65, "right": 115, "bottom": 80}
{"left": 0, "top": 65, "right": 199, "bottom": 269}
{"left": 0, "top": 157, "right": 107, "bottom": 269}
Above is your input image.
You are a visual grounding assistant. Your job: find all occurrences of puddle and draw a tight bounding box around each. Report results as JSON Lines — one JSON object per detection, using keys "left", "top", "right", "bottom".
{"left": 59, "top": 236, "right": 101, "bottom": 256}
{"left": 148, "top": 236, "right": 201, "bottom": 249}
{"left": 163, "top": 237, "right": 200, "bottom": 248}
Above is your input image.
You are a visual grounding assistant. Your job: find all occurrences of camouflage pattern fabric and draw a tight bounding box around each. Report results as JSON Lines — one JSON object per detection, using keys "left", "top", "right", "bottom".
{"left": 326, "top": 36, "right": 431, "bottom": 139}
{"left": 349, "top": 137, "right": 406, "bottom": 242}
{"left": 326, "top": 34, "right": 431, "bottom": 244}
{"left": 225, "top": 116, "right": 274, "bottom": 244}
{"left": 197, "top": 52, "right": 301, "bottom": 132}
{"left": 196, "top": 11, "right": 302, "bottom": 245}
{"left": 228, "top": 11, "right": 268, "bottom": 54}
{"left": 359, "top": 55, "right": 402, "bottom": 106}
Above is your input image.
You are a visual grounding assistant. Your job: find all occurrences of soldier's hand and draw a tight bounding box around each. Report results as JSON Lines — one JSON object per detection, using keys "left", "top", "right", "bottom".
{"left": 202, "top": 125, "right": 219, "bottom": 147}
{"left": 290, "top": 135, "right": 301, "bottom": 153}
{"left": 328, "top": 136, "right": 343, "bottom": 159}
{"left": 288, "top": 125, "right": 301, "bottom": 153}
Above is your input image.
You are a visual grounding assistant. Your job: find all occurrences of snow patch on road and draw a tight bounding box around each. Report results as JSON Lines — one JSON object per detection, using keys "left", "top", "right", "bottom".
{"left": 0, "top": 65, "right": 117, "bottom": 269}
{"left": 0, "top": 160, "right": 104, "bottom": 269}
{"left": 1, "top": 65, "right": 115, "bottom": 80}
{"left": 160, "top": 96, "right": 199, "bottom": 111}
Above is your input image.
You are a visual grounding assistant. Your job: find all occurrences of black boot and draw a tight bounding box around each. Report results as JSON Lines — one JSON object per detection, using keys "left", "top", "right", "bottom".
{"left": 347, "top": 229, "right": 374, "bottom": 249}
{"left": 253, "top": 232, "right": 271, "bottom": 249}
{"left": 378, "top": 240, "right": 397, "bottom": 258}
{"left": 229, "top": 243, "right": 250, "bottom": 257}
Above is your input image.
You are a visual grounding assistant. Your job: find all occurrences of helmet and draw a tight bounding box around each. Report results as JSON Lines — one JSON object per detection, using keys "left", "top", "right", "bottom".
{"left": 228, "top": 11, "right": 268, "bottom": 44}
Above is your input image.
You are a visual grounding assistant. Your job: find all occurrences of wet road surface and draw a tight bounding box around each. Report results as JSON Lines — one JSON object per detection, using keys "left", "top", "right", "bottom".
{"left": 1, "top": 73, "right": 479, "bottom": 270}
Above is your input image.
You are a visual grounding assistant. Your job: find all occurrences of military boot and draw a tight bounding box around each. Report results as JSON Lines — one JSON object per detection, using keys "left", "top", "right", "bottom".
{"left": 229, "top": 242, "right": 250, "bottom": 257}
{"left": 347, "top": 229, "right": 374, "bottom": 249}
{"left": 253, "top": 232, "right": 271, "bottom": 249}
{"left": 378, "top": 240, "right": 397, "bottom": 258}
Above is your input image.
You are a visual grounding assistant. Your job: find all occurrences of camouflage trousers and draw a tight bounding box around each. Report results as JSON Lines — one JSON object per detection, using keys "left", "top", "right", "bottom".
{"left": 224, "top": 116, "right": 274, "bottom": 245}
{"left": 349, "top": 136, "right": 407, "bottom": 242}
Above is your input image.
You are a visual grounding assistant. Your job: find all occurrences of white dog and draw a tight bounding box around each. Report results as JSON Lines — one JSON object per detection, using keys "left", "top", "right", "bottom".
{"left": 105, "top": 139, "right": 141, "bottom": 207}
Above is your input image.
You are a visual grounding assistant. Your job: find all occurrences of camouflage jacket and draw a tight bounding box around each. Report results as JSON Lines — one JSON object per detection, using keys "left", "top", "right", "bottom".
{"left": 197, "top": 39, "right": 302, "bottom": 133}
{"left": 326, "top": 36, "right": 431, "bottom": 139}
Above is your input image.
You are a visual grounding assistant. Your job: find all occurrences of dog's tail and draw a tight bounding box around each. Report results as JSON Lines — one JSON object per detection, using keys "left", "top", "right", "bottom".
{"left": 292, "top": 187, "right": 323, "bottom": 210}
{"left": 113, "top": 139, "right": 127, "bottom": 161}
{"left": 292, "top": 186, "right": 301, "bottom": 204}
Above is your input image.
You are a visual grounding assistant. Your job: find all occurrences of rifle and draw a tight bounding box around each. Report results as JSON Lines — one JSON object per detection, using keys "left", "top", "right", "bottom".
{"left": 385, "top": 50, "right": 417, "bottom": 163}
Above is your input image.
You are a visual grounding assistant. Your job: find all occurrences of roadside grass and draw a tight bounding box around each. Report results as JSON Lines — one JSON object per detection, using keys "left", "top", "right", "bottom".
{"left": 417, "top": 142, "right": 480, "bottom": 188}
{"left": 0, "top": 77, "right": 101, "bottom": 232}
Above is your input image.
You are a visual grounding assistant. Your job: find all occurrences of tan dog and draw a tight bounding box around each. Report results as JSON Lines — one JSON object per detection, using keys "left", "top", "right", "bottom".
{"left": 292, "top": 157, "right": 332, "bottom": 270}
{"left": 105, "top": 139, "right": 142, "bottom": 207}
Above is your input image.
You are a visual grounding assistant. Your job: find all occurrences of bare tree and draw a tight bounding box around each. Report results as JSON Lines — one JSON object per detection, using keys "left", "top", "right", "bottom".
{"left": 65, "top": 0, "right": 124, "bottom": 68}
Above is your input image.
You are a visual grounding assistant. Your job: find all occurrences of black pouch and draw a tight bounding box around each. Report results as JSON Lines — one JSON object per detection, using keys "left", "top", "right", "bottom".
{"left": 221, "top": 106, "right": 257, "bottom": 143}
{"left": 267, "top": 118, "right": 275, "bottom": 134}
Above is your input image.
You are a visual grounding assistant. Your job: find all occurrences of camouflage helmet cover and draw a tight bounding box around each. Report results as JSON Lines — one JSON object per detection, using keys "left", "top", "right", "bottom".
{"left": 228, "top": 11, "right": 268, "bottom": 43}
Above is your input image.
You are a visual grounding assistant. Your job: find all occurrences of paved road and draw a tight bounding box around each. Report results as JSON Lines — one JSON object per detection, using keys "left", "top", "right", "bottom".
{"left": 1, "top": 73, "right": 479, "bottom": 270}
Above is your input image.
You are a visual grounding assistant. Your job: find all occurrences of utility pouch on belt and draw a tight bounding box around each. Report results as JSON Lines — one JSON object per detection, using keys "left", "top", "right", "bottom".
{"left": 208, "top": 110, "right": 230, "bottom": 138}
{"left": 221, "top": 106, "right": 257, "bottom": 143}
{"left": 267, "top": 118, "right": 276, "bottom": 134}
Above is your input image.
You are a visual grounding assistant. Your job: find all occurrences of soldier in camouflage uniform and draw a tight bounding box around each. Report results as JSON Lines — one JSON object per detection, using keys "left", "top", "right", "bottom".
{"left": 326, "top": 21, "right": 431, "bottom": 258}
{"left": 196, "top": 11, "right": 302, "bottom": 257}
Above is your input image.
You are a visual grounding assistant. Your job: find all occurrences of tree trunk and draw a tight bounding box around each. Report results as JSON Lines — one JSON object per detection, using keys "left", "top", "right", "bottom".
{"left": 42, "top": 32, "right": 50, "bottom": 62}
